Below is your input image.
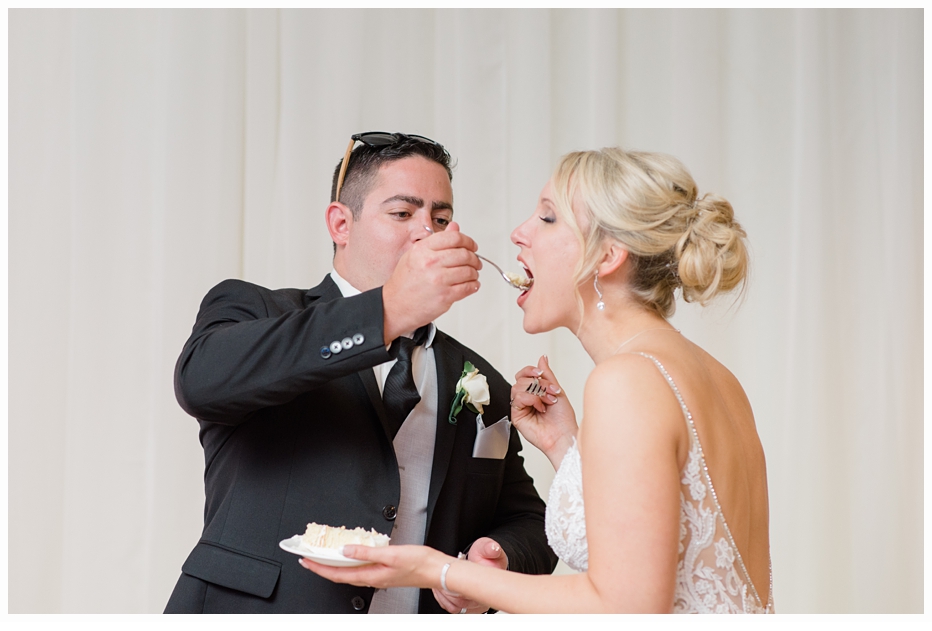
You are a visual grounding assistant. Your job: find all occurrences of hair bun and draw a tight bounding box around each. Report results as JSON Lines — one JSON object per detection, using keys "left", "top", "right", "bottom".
{"left": 675, "top": 194, "right": 749, "bottom": 305}
{"left": 551, "top": 147, "right": 749, "bottom": 318}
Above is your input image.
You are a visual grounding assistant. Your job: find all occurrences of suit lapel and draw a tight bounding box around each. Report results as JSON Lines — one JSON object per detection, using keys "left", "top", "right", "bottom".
{"left": 425, "top": 332, "right": 461, "bottom": 532}
{"left": 307, "top": 275, "right": 397, "bottom": 439}
{"left": 360, "top": 369, "right": 395, "bottom": 440}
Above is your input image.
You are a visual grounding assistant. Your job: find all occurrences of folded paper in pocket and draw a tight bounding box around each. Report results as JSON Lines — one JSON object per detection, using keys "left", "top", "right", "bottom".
{"left": 472, "top": 414, "right": 511, "bottom": 459}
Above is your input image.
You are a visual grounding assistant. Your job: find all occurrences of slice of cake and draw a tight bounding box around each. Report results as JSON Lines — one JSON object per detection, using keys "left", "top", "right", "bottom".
{"left": 300, "top": 522, "right": 390, "bottom": 550}
{"left": 505, "top": 271, "right": 533, "bottom": 289}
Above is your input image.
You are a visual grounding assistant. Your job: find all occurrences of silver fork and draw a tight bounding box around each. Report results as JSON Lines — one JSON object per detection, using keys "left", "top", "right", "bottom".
{"left": 423, "top": 225, "right": 532, "bottom": 290}
{"left": 476, "top": 254, "right": 533, "bottom": 290}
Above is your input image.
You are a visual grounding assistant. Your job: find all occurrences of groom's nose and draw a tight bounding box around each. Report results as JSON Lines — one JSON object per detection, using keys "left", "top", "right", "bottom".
{"left": 413, "top": 214, "right": 433, "bottom": 243}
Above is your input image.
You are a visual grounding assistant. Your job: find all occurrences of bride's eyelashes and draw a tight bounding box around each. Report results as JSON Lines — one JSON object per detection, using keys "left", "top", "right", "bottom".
{"left": 539, "top": 215, "right": 555, "bottom": 224}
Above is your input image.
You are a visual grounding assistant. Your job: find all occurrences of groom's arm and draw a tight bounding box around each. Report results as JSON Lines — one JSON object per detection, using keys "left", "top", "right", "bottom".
{"left": 478, "top": 423, "right": 559, "bottom": 576}
{"left": 437, "top": 399, "right": 556, "bottom": 614}
{"left": 175, "top": 279, "right": 393, "bottom": 424}
{"left": 457, "top": 360, "right": 557, "bottom": 577}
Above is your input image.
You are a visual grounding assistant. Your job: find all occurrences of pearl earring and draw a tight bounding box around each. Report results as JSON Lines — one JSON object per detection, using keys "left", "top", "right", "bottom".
{"left": 594, "top": 273, "right": 605, "bottom": 311}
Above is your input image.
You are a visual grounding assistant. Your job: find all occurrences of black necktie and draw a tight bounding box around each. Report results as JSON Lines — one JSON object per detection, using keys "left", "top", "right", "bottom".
{"left": 382, "top": 326, "right": 430, "bottom": 439}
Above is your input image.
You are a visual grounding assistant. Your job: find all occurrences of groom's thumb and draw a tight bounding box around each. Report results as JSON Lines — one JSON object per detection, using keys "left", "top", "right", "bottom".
{"left": 468, "top": 537, "right": 508, "bottom": 570}
{"left": 481, "top": 539, "right": 502, "bottom": 558}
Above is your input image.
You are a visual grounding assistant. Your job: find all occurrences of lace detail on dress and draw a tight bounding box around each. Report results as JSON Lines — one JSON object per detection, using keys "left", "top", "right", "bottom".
{"left": 545, "top": 438, "right": 588, "bottom": 572}
{"left": 542, "top": 353, "right": 774, "bottom": 613}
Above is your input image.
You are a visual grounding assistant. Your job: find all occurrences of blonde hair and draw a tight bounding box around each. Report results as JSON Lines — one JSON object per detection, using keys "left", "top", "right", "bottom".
{"left": 551, "top": 148, "right": 749, "bottom": 318}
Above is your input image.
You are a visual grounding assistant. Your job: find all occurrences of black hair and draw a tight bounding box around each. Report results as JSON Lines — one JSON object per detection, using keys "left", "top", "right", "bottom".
{"left": 330, "top": 135, "right": 454, "bottom": 219}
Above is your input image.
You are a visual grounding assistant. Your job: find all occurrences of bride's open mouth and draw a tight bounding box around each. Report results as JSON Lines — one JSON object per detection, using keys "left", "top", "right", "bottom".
{"left": 516, "top": 261, "right": 533, "bottom": 304}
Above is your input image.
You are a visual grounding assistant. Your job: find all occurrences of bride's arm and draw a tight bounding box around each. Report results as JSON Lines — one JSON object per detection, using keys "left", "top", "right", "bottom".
{"left": 302, "top": 355, "right": 685, "bottom": 612}
{"left": 577, "top": 354, "right": 685, "bottom": 611}
{"left": 510, "top": 355, "right": 579, "bottom": 470}
{"left": 302, "top": 543, "right": 605, "bottom": 613}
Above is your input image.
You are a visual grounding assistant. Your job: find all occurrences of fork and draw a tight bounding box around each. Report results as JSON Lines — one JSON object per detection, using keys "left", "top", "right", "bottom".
{"left": 476, "top": 254, "right": 533, "bottom": 290}
{"left": 422, "top": 225, "right": 532, "bottom": 290}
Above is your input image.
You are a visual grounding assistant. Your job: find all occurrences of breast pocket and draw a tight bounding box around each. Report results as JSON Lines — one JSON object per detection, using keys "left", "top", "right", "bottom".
{"left": 465, "top": 455, "right": 507, "bottom": 476}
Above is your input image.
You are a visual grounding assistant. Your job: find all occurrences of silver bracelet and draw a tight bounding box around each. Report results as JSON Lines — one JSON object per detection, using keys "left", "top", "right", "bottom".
{"left": 440, "top": 561, "right": 461, "bottom": 596}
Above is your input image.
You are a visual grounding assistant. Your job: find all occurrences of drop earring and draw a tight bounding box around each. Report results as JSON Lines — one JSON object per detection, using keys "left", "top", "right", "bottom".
{"left": 594, "top": 273, "right": 605, "bottom": 311}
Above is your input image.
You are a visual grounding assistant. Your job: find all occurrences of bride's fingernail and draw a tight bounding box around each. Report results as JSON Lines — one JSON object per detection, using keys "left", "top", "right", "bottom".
{"left": 547, "top": 395, "right": 558, "bottom": 403}
{"left": 534, "top": 368, "right": 543, "bottom": 376}
{"left": 549, "top": 385, "right": 561, "bottom": 394}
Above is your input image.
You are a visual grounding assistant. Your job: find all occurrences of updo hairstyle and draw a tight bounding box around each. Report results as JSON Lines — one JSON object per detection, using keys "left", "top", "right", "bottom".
{"left": 550, "top": 148, "right": 749, "bottom": 318}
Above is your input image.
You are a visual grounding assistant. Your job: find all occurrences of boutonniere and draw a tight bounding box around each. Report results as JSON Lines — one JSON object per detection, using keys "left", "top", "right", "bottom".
{"left": 448, "top": 361, "right": 491, "bottom": 425}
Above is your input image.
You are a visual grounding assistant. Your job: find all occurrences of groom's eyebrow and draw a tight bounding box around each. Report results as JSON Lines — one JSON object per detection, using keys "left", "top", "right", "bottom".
{"left": 381, "top": 195, "right": 453, "bottom": 212}
{"left": 381, "top": 195, "right": 423, "bottom": 207}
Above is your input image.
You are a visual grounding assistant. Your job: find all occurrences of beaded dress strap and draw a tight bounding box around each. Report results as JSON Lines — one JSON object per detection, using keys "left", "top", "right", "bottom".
{"left": 627, "top": 351, "right": 772, "bottom": 611}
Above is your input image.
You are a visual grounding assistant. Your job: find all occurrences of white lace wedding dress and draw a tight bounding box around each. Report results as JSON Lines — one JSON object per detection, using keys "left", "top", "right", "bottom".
{"left": 545, "top": 353, "right": 774, "bottom": 614}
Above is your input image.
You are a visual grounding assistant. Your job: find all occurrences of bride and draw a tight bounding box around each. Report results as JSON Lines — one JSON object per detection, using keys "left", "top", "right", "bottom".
{"left": 301, "top": 147, "right": 774, "bottom": 614}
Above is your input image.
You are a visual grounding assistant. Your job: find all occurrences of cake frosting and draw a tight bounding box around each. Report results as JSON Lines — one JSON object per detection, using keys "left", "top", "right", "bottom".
{"left": 505, "top": 271, "right": 532, "bottom": 288}
{"left": 300, "top": 522, "right": 390, "bottom": 550}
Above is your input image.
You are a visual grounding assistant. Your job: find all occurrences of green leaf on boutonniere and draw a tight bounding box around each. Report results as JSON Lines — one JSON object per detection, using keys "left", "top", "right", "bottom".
{"left": 448, "top": 361, "right": 478, "bottom": 425}
{"left": 448, "top": 389, "right": 465, "bottom": 425}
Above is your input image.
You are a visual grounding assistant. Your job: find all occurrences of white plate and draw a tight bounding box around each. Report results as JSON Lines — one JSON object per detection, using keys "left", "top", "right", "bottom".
{"left": 279, "top": 535, "right": 372, "bottom": 567}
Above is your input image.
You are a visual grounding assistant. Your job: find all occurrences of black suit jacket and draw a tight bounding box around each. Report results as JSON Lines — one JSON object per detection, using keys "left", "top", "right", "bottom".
{"left": 164, "top": 276, "right": 557, "bottom": 613}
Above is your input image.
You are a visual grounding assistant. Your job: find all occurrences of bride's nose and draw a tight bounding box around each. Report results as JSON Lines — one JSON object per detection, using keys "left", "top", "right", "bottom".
{"left": 511, "top": 218, "right": 530, "bottom": 247}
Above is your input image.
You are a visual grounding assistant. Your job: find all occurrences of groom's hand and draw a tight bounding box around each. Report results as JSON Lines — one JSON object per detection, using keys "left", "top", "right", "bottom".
{"left": 432, "top": 537, "right": 508, "bottom": 614}
{"left": 382, "top": 222, "right": 481, "bottom": 344}
{"left": 467, "top": 537, "right": 509, "bottom": 570}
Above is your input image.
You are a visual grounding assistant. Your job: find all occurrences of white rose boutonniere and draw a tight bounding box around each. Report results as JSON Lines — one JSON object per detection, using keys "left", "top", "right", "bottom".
{"left": 448, "top": 361, "right": 490, "bottom": 424}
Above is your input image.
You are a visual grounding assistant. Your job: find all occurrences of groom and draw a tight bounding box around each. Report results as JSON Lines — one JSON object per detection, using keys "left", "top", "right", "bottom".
{"left": 164, "top": 132, "right": 557, "bottom": 613}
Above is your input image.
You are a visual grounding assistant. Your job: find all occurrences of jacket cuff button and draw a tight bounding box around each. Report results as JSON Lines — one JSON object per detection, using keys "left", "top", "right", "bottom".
{"left": 382, "top": 504, "right": 397, "bottom": 520}
{"left": 320, "top": 346, "right": 332, "bottom": 359}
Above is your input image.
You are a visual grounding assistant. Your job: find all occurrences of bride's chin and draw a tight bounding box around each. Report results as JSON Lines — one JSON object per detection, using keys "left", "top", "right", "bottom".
{"left": 521, "top": 314, "right": 553, "bottom": 335}
{"left": 520, "top": 315, "right": 539, "bottom": 335}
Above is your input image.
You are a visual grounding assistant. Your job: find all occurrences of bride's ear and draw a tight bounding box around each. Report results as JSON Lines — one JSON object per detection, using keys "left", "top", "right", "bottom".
{"left": 597, "top": 243, "right": 628, "bottom": 278}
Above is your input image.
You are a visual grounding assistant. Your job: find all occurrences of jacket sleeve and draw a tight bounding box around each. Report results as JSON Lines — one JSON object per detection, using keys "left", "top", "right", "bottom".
{"left": 472, "top": 368, "right": 559, "bottom": 577}
{"left": 174, "top": 279, "right": 393, "bottom": 424}
{"left": 482, "top": 430, "right": 559, "bottom": 577}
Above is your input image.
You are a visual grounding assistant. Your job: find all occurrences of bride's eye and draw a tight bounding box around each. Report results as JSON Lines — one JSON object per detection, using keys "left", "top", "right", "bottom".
{"left": 540, "top": 215, "right": 555, "bottom": 224}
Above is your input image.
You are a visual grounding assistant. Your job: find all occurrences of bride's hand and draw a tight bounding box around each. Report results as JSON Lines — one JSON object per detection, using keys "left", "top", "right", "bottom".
{"left": 510, "top": 355, "right": 578, "bottom": 469}
{"left": 301, "top": 544, "right": 495, "bottom": 614}
{"left": 299, "top": 544, "right": 444, "bottom": 591}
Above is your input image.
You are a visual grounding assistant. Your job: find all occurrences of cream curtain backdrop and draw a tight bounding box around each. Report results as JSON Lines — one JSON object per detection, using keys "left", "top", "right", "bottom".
{"left": 8, "top": 8, "right": 922, "bottom": 614}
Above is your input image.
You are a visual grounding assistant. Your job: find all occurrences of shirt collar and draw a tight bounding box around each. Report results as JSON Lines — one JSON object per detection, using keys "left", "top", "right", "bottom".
{"left": 329, "top": 268, "right": 436, "bottom": 349}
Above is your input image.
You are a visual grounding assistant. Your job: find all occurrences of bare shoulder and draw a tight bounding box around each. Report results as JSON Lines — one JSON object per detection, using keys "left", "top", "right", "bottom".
{"left": 582, "top": 354, "right": 686, "bottom": 445}
{"left": 585, "top": 352, "right": 672, "bottom": 403}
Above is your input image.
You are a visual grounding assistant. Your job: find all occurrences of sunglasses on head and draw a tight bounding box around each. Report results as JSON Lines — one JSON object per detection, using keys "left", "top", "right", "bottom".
{"left": 334, "top": 131, "right": 443, "bottom": 203}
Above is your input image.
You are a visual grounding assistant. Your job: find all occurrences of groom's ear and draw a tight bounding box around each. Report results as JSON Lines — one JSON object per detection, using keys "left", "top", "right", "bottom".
{"left": 597, "top": 243, "right": 628, "bottom": 278}
{"left": 326, "top": 202, "right": 354, "bottom": 247}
